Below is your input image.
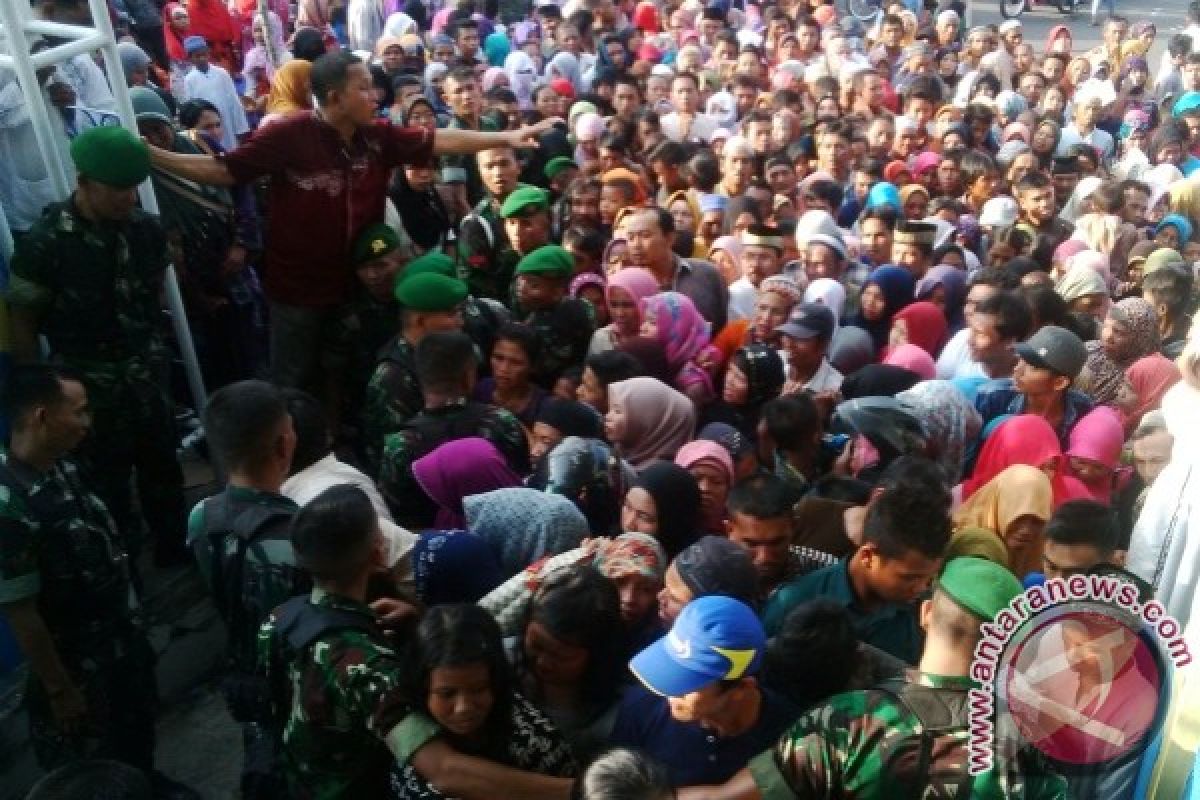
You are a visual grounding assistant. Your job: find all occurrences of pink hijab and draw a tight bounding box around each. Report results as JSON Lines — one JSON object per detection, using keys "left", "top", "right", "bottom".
{"left": 674, "top": 440, "right": 735, "bottom": 484}
{"left": 1122, "top": 354, "right": 1181, "bottom": 433}
{"left": 641, "top": 291, "right": 711, "bottom": 373}
{"left": 884, "top": 343, "right": 937, "bottom": 379}
{"left": 1066, "top": 407, "right": 1129, "bottom": 502}
{"left": 607, "top": 267, "right": 660, "bottom": 337}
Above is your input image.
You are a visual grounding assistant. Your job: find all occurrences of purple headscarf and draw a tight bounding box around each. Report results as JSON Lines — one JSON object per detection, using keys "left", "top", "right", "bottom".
{"left": 413, "top": 437, "right": 523, "bottom": 529}
{"left": 641, "top": 291, "right": 711, "bottom": 373}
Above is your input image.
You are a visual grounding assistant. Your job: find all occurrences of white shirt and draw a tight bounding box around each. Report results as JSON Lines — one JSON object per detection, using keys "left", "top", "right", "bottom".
{"left": 1057, "top": 124, "right": 1115, "bottom": 160}
{"left": 660, "top": 111, "right": 719, "bottom": 144}
{"left": 935, "top": 328, "right": 986, "bottom": 381}
{"left": 183, "top": 64, "right": 250, "bottom": 151}
{"left": 282, "top": 454, "right": 416, "bottom": 572}
{"left": 786, "top": 357, "right": 843, "bottom": 394}
{"left": 727, "top": 277, "right": 757, "bottom": 322}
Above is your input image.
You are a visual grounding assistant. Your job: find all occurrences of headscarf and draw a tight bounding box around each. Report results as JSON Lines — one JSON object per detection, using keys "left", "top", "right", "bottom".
{"left": 481, "top": 67, "right": 508, "bottom": 92}
{"left": 848, "top": 265, "right": 917, "bottom": 351}
{"left": 1083, "top": 298, "right": 1160, "bottom": 406}
{"left": 675, "top": 440, "right": 735, "bottom": 490}
{"left": 118, "top": 41, "right": 152, "bottom": 80}
{"left": 963, "top": 415, "right": 1087, "bottom": 507}
{"left": 424, "top": 62, "right": 449, "bottom": 109}
{"left": 888, "top": 301, "right": 948, "bottom": 359}
{"left": 464, "top": 487, "right": 590, "bottom": 576}
{"left": 831, "top": 397, "right": 928, "bottom": 469}
{"left": 264, "top": 59, "right": 313, "bottom": 114}
{"left": 1167, "top": 178, "right": 1200, "bottom": 225}
{"left": 803, "top": 278, "right": 847, "bottom": 326}
{"left": 504, "top": 51, "right": 537, "bottom": 110}
{"left": 839, "top": 364, "right": 922, "bottom": 399}
{"left": 1119, "top": 109, "right": 1153, "bottom": 141}
{"left": 898, "top": 380, "right": 983, "bottom": 484}
{"left": 163, "top": 2, "right": 190, "bottom": 61}
{"left": 760, "top": 275, "right": 804, "bottom": 307}
{"left": 606, "top": 267, "right": 660, "bottom": 336}
{"left": 543, "top": 436, "right": 636, "bottom": 536}
{"left": 884, "top": 344, "right": 936, "bottom": 380}
{"left": 828, "top": 327, "right": 877, "bottom": 375}
{"left": 412, "top": 438, "right": 523, "bottom": 529}
{"left": 412, "top": 531, "right": 506, "bottom": 606}
{"left": 731, "top": 344, "right": 785, "bottom": 406}
{"left": 1059, "top": 176, "right": 1104, "bottom": 224}
{"left": 641, "top": 292, "right": 711, "bottom": 373}
{"left": 632, "top": 0, "right": 661, "bottom": 32}
{"left": 545, "top": 51, "right": 582, "bottom": 92}
{"left": 708, "top": 235, "right": 744, "bottom": 263}
{"left": 382, "top": 11, "right": 417, "bottom": 37}
{"left": 484, "top": 31, "right": 511, "bottom": 66}
{"left": 593, "top": 532, "right": 668, "bottom": 584}
{"left": 1157, "top": 213, "right": 1194, "bottom": 244}
{"left": 632, "top": 462, "right": 702, "bottom": 558}
{"left": 899, "top": 183, "right": 931, "bottom": 213}
{"left": 915, "top": 265, "right": 968, "bottom": 330}
{"left": 1122, "top": 354, "right": 1181, "bottom": 432}
{"left": 1144, "top": 248, "right": 1186, "bottom": 276}
{"left": 607, "top": 377, "right": 696, "bottom": 470}
{"left": 186, "top": 0, "right": 236, "bottom": 48}
{"left": 1066, "top": 406, "right": 1127, "bottom": 502}
{"left": 1056, "top": 264, "right": 1109, "bottom": 304}
{"left": 953, "top": 464, "right": 1053, "bottom": 577}
{"left": 945, "top": 527, "right": 1011, "bottom": 567}
{"left": 243, "top": 11, "right": 289, "bottom": 81}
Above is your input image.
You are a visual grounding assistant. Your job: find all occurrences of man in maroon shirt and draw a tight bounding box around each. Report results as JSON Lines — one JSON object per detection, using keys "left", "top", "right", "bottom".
{"left": 148, "top": 50, "right": 556, "bottom": 395}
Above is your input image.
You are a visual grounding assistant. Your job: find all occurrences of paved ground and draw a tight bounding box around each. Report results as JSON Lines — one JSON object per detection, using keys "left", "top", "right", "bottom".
{"left": 971, "top": 0, "right": 1190, "bottom": 66}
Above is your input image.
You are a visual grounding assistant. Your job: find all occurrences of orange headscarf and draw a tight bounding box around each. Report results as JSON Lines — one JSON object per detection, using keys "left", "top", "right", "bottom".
{"left": 265, "top": 60, "right": 313, "bottom": 115}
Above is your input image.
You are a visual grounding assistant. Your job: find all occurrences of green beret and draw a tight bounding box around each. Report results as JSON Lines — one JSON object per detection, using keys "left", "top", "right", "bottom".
{"left": 938, "top": 557, "right": 1022, "bottom": 621}
{"left": 500, "top": 186, "right": 550, "bottom": 218}
{"left": 70, "top": 126, "right": 150, "bottom": 189}
{"left": 544, "top": 156, "right": 578, "bottom": 181}
{"left": 515, "top": 244, "right": 574, "bottom": 278}
{"left": 401, "top": 251, "right": 457, "bottom": 281}
{"left": 351, "top": 223, "right": 400, "bottom": 267}
{"left": 395, "top": 272, "right": 467, "bottom": 311}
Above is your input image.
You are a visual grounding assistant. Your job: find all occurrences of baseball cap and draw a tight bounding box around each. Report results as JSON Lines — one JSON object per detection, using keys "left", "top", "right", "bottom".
{"left": 777, "top": 303, "right": 835, "bottom": 341}
{"left": 1014, "top": 325, "right": 1087, "bottom": 379}
{"left": 630, "top": 595, "right": 766, "bottom": 697}
{"left": 979, "top": 196, "right": 1019, "bottom": 228}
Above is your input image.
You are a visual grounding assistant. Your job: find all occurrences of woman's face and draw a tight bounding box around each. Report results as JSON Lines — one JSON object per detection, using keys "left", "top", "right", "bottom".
{"left": 382, "top": 45, "right": 404, "bottom": 72}
{"left": 1050, "top": 32, "right": 1072, "bottom": 54}
{"left": 752, "top": 290, "right": 791, "bottom": 340}
{"left": 723, "top": 361, "right": 750, "bottom": 405}
{"left": 1069, "top": 455, "right": 1112, "bottom": 486}
{"left": 861, "top": 283, "right": 887, "bottom": 321}
{"left": 638, "top": 306, "right": 661, "bottom": 339}
{"left": 252, "top": 21, "right": 266, "bottom": 45}
{"left": 1008, "top": 152, "right": 1038, "bottom": 185}
{"left": 712, "top": 249, "right": 739, "bottom": 284}
{"left": 578, "top": 367, "right": 606, "bottom": 411}
{"left": 1032, "top": 124, "right": 1058, "bottom": 154}
{"left": 889, "top": 318, "right": 910, "bottom": 349}
{"left": 613, "top": 574, "right": 660, "bottom": 626}
{"left": 670, "top": 200, "right": 695, "bottom": 233}
{"left": 689, "top": 461, "right": 731, "bottom": 521}
{"left": 194, "top": 109, "right": 224, "bottom": 141}
{"left": 1128, "top": 66, "right": 1149, "bottom": 89}
{"left": 1070, "top": 292, "right": 1109, "bottom": 320}
{"left": 1005, "top": 514, "right": 1045, "bottom": 551}
{"left": 1041, "top": 90, "right": 1066, "bottom": 117}
{"left": 604, "top": 396, "right": 629, "bottom": 442}
{"left": 776, "top": 37, "right": 799, "bottom": 62}
{"left": 524, "top": 621, "right": 589, "bottom": 687}
{"left": 1155, "top": 226, "right": 1180, "bottom": 249}
{"left": 1067, "top": 59, "right": 1091, "bottom": 86}
{"left": 170, "top": 6, "right": 189, "bottom": 31}
{"left": 621, "top": 486, "right": 658, "bottom": 534}
{"left": 491, "top": 339, "right": 531, "bottom": 390}
{"left": 607, "top": 286, "right": 640, "bottom": 335}
{"left": 817, "top": 95, "right": 840, "bottom": 118}
{"left": 1101, "top": 315, "right": 1135, "bottom": 359}
{"left": 427, "top": 662, "right": 494, "bottom": 738}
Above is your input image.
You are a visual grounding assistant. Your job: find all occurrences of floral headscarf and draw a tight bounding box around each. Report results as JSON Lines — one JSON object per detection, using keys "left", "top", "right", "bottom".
{"left": 1082, "top": 299, "right": 1159, "bottom": 407}
{"left": 592, "top": 532, "right": 668, "bottom": 583}
{"left": 641, "top": 291, "right": 712, "bottom": 373}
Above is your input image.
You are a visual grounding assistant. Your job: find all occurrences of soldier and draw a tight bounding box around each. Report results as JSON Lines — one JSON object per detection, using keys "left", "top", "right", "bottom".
{"left": 5, "top": 126, "right": 189, "bottom": 567}
{"left": 333, "top": 223, "right": 406, "bottom": 435}
{"left": 501, "top": 185, "right": 555, "bottom": 259}
{"left": 440, "top": 66, "right": 500, "bottom": 210}
{"left": 187, "top": 380, "right": 308, "bottom": 798}
{"left": 257, "top": 484, "right": 574, "bottom": 799}
{"left": 457, "top": 145, "right": 525, "bottom": 304}
{"left": 676, "top": 558, "right": 1068, "bottom": 800}
{"left": 512, "top": 245, "right": 596, "bottom": 388}
{"left": 378, "top": 332, "right": 529, "bottom": 527}
{"left": 362, "top": 260, "right": 469, "bottom": 472}
{"left": 0, "top": 365, "right": 195, "bottom": 796}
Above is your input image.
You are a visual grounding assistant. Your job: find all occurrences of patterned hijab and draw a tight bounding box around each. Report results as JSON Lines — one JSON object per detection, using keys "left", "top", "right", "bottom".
{"left": 897, "top": 380, "right": 983, "bottom": 484}
{"left": 1083, "top": 298, "right": 1159, "bottom": 406}
{"left": 464, "top": 488, "right": 590, "bottom": 576}
{"left": 641, "top": 291, "right": 712, "bottom": 373}
{"left": 592, "top": 533, "right": 668, "bottom": 583}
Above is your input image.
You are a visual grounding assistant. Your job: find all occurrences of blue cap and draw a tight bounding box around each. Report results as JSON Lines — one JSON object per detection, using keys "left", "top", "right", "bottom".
{"left": 1172, "top": 91, "right": 1200, "bottom": 117}
{"left": 630, "top": 596, "right": 765, "bottom": 697}
{"left": 184, "top": 35, "right": 208, "bottom": 54}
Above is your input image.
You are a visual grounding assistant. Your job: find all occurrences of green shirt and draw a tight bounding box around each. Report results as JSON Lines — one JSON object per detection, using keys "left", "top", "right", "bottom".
{"left": 362, "top": 335, "right": 422, "bottom": 474}
{"left": 257, "top": 588, "right": 439, "bottom": 800}
{"left": 457, "top": 194, "right": 520, "bottom": 305}
{"left": 749, "top": 672, "right": 1067, "bottom": 800}
{"left": 762, "top": 560, "right": 923, "bottom": 665}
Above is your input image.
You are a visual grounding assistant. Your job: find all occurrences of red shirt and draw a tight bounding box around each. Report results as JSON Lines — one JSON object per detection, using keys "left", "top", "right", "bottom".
{"left": 221, "top": 112, "right": 434, "bottom": 307}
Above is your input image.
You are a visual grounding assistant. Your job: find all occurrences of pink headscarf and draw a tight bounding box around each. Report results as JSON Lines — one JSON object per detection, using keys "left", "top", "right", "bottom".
{"left": 413, "top": 438, "right": 523, "bottom": 529}
{"left": 1122, "top": 353, "right": 1181, "bottom": 433}
{"left": 1053, "top": 238, "right": 1088, "bottom": 266}
{"left": 641, "top": 291, "right": 711, "bottom": 373}
{"left": 674, "top": 440, "right": 735, "bottom": 485}
{"left": 912, "top": 151, "right": 941, "bottom": 177}
{"left": 481, "top": 66, "right": 508, "bottom": 91}
{"left": 884, "top": 343, "right": 937, "bottom": 379}
{"left": 607, "top": 267, "right": 660, "bottom": 335}
{"left": 1066, "top": 407, "right": 1128, "bottom": 502}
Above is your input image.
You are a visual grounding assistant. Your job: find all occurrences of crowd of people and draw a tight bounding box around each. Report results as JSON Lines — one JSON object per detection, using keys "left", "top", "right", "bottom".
{"left": 3, "top": 0, "right": 1200, "bottom": 797}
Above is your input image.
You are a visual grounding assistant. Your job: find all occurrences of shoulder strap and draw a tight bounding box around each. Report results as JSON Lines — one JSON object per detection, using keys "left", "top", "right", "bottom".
{"left": 874, "top": 680, "right": 976, "bottom": 800}
{"left": 465, "top": 204, "right": 495, "bottom": 250}
{"left": 273, "top": 595, "right": 380, "bottom": 652}
{"left": 202, "top": 493, "right": 296, "bottom": 632}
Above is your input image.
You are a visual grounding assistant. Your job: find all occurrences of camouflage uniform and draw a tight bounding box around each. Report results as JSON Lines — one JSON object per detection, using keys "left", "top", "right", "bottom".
{"left": 519, "top": 299, "right": 596, "bottom": 388}
{"left": 362, "top": 336, "right": 422, "bottom": 475}
{"left": 188, "top": 486, "right": 308, "bottom": 796}
{"left": 378, "top": 400, "right": 530, "bottom": 528}
{"left": 331, "top": 287, "right": 400, "bottom": 432}
{"left": 257, "top": 589, "right": 440, "bottom": 799}
{"left": 457, "top": 195, "right": 520, "bottom": 305}
{"left": 0, "top": 452, "right": 156, "bottom": 772}
{"left": 5, "top": 199, "right": 187, "bottom": 563}
{"left": 748, "top": 672, "right": 1068, "bottom": 799}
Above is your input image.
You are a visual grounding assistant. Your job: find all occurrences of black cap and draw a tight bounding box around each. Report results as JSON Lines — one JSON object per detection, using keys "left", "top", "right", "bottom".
{"left": 674, "top": 535, "right": 759, "bottom": 606}
{"left": 1014, "top": 325, "right": 1087, "bottom": 379}
{"left": 777, "top": 302, "right": 836, "bottom": 340}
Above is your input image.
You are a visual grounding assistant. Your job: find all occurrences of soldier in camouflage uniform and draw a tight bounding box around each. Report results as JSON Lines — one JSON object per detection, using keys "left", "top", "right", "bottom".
{"left": 457, "top": 146, "right": 525, "bottom": 305}
{"left": 378, "top": 332, "right": 529, "bottom": 528}
{"left": 257, "top": 485, "right": 575, "bottom": 800}
{"left": 362, "top": 261, "right": 469, "bottom": 473}
{"left": 682, "top": 558, "right": 1067, "bottom": 800}
{"left": 4, "top": 126, "right": 189, "bottom": 567}
{"left": 0, "top": 366, "right": 193, "bottom": 796}
{"left": 511, "top": 245, "right": 596, "bottom": 388}
{"left": 187, "top": 381, "right": 308, "bottom": 798}
{"left": 331, "top": 224, "right": 404, "bottom": 446}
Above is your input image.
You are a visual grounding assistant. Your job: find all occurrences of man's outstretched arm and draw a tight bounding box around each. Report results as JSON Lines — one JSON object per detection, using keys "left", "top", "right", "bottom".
{"left": 147, "top": 146, "right": 236, "bottom": 186}
{"left": 433, "top": 117, "right": 561, "bottom": 155}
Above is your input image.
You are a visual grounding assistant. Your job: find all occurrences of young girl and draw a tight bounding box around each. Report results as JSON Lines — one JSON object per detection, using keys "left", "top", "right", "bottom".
{"left": 391, "top": 605, "right": 577, "bottom": 799}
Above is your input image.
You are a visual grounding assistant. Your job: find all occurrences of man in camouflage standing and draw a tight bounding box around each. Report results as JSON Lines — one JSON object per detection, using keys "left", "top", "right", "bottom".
{"left": 677, "top": 558, "right": 1067, "bottom": 799}
{"left": 0, "top": 365, "right": 195, "bottom": 797}
{"left": 5, "top": 126, "right": 188, "bottom": 566}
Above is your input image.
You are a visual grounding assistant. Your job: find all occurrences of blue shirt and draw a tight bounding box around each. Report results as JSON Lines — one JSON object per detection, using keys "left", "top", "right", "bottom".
{"left": 761, "top": 560, "right": 924, "bottom": 665}
{"left": 972, "top": 378, "right": 1094, "bottom": 449}
{"left": 609, "top": 684, "right": 800, "bottom": 786}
